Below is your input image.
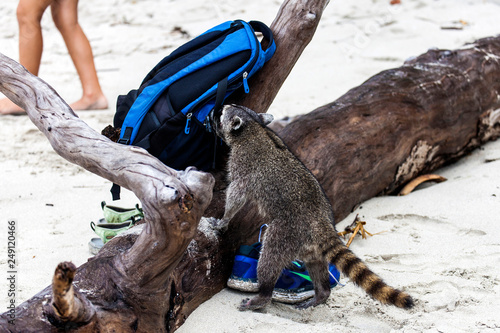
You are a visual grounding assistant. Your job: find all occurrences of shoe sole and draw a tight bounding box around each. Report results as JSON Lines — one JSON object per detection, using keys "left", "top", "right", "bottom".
{"left": 227, "top": 277, "right": 259, "bottom": 292}
{"left": 272, "top": 289, "right": 315, "bottom": 304}
{"left": 227, "top": 278, "right": 315, "bottom": 304}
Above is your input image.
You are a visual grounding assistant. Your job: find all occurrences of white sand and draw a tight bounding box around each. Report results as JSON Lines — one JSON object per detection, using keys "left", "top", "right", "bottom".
{"left": 1, "top": 0, "right": 500, "bottom": 331}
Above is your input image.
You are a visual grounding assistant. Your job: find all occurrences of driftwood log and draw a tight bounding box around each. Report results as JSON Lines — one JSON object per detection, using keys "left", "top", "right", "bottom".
{"left": 277, "top": 36, "right": 500, "bottom": 221}
{"left": 1, "top": 1, "right": 500, "bottom": 331}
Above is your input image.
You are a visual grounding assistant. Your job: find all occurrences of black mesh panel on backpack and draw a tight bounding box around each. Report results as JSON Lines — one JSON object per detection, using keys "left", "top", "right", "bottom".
{"left": 156, "top": 115, "right": 216, "bottom": 171}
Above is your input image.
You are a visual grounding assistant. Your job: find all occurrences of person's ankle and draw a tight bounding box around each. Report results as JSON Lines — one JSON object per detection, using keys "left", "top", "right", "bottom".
{"left": 70, "top": 93, "right": 108, "bottom": 111}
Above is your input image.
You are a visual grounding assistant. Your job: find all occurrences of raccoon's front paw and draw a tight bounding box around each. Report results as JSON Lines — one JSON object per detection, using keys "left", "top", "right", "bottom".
{"left": 207, "top": 217, "right": 229, "bottom": 233}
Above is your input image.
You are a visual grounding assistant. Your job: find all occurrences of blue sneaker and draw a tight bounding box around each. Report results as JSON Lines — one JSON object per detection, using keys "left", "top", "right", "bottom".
{"left": 227, "top": 242, "right": 261, "bottom": 292}
{"left": 227, "top": 241, "right": 341, "bottom": 304}
{"left": 273, "top": 260, "right": 341, "bottom": 304}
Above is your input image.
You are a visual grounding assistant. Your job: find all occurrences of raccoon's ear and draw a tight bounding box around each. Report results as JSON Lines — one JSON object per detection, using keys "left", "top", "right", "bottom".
{"left": 231, "top": 116, "right": 243, "bottom": 131}
{"left": 259, "top": 113, "right": 274, "bottom": 126}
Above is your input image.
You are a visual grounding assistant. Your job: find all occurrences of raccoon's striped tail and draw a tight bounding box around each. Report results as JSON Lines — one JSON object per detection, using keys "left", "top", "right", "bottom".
{"left": 329, "top": 242, "right": 414, "bottom": 309}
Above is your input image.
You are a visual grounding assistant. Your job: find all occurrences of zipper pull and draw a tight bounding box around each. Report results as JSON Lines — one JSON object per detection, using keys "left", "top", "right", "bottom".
{"left": 243, "top": 72, "right": 249, "bottom": 93}
{"left": 204, "top": 116, "right": 212, "bottom": 133}
{"left": 184, "top": 113, "right": 192, "bottom": 134}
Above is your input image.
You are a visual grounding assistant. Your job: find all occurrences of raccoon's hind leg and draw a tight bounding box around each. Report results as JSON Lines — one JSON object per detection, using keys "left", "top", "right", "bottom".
{"left": 239, "top": 227, "right": 289, "bottom": 311}
{"left": 238, "top": 251, "right": 283, "bottom": 311}
{"left": 297, "top": 260, "right": 331, "bottom": 309}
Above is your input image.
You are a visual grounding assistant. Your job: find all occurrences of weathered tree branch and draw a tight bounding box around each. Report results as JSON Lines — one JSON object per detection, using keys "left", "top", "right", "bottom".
{"left": 229, "top": 0, "right": 330, "bottom": 112}
{"left": 0, "top": 51, "right": 214, "bottom": 332}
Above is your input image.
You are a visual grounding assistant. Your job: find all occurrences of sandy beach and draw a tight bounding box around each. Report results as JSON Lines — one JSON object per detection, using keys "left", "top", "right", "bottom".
{"left": 1, "top": 0, "right": 500, "bottom": 331}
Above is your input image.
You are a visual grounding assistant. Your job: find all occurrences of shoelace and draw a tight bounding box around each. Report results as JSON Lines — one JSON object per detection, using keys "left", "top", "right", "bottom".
{"left": 329, "top": 269, "right": 345, "bottom": 287}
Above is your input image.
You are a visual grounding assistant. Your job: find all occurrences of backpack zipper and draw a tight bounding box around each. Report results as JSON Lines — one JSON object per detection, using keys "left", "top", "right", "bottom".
{"left": 242, "top": 72, "right": 249, "bottom": 93}
{"left": 184, "top": 112, "right": 192, "bottom": 134}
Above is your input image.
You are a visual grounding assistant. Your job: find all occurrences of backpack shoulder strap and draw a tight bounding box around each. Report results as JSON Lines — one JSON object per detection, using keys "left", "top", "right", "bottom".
{"left": 249, "top": 21, "right": 276, "bottom": 62}
{"left": 213, "top": 77, "right": 228, "bottom": 115}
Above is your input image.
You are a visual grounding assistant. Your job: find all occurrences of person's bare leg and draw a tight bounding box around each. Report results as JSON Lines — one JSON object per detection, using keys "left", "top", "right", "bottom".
{"left": 0, "top": 0, "right": 52, "bottom": 115}
{"left": 0, "top": 98, "right": 24, "bottom": 115}
{"left": 51, "top": 0, "right": 107, "bottom": 111}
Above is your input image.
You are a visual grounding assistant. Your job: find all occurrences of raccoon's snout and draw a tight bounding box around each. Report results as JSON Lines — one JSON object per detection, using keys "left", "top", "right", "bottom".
{"left": 220, "top": 107, "right": 227, "bottom": 126}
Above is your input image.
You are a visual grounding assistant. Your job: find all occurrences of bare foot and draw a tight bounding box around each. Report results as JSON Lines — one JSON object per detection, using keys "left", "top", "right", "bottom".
{"left": 1, "top": 93, "right": 108, "bottom": 114}
{"left": 0, "top": 98, "right": 25, "bottom": 115}
{"left": 70, "top": 93, "right": 108, "bottom": 111}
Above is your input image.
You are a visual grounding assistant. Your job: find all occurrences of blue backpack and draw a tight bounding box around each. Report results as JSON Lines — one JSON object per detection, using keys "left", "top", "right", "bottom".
{"left": 113, "top": 20, "right": 276, "bottom": 174}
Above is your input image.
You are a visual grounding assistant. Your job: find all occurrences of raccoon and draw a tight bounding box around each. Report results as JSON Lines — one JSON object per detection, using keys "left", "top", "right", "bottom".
{"left": 216, "top": 104, "right": 413, "bottom": 311}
